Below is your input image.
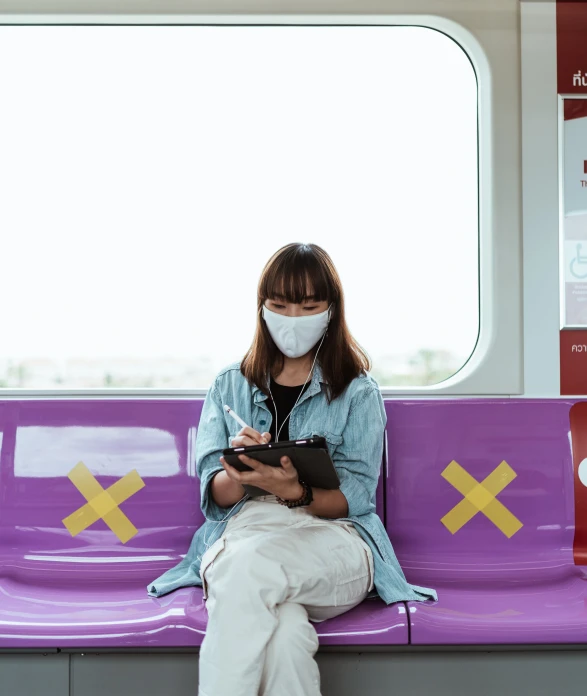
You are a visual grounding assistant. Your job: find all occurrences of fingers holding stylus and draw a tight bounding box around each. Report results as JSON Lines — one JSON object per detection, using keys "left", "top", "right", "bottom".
{"left": 224, "top": 406, "right": 271, "bottom": 447}
{"left": 230, "top": 426, "right": 272, "bottom": 448}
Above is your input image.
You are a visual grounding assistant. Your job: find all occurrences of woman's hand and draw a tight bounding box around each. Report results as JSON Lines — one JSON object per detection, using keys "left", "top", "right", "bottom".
{"left": 219, "top": 453, "right": 304, "bottom": 501}
{"left": 230, "top": 426, "right": 272, "bottom": 448}
{"left": 211, "top": 427, "right": 277, "bottom": 508}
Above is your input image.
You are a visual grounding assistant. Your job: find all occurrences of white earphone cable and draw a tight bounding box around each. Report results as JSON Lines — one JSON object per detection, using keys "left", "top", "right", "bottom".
{"left": 196, "top": 492, "right": 248, "bottom": 562}
{"left": 197, "top": 310, "right": 330, "bottom": 561}
{"left": 267, "top": 327, "right": 328, "bottom": 443}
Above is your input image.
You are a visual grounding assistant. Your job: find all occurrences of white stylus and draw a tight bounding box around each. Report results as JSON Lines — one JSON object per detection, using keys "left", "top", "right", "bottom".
{"left": 223, "top": 405, "right": 250, "bottom": 430}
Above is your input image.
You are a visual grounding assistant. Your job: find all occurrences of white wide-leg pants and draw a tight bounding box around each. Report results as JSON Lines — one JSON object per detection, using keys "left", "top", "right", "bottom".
{"left": 198, "top": 497, "right": 374, "bottom": 696}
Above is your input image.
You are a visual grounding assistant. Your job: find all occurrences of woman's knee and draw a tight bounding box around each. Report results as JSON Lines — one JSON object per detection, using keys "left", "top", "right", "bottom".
{"left": 205, "top": 536, "right": 287, "bottom": 602}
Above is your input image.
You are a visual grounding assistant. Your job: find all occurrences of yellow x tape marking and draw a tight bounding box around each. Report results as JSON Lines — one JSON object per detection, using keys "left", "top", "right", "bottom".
{"left": 62, "top": 461, "right": 145, "bottom": 544}
{"left": 440, "top": 460, "right": 523, "bottom": 538}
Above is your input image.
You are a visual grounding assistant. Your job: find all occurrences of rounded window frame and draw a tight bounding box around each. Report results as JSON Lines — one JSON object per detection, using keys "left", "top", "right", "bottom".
{"left": 0, "top": 13, "right": 521, "bottom": 398}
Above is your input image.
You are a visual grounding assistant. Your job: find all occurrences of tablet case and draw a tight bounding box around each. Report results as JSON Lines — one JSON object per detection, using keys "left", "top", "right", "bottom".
{"left": 222, "top": 436, "right": 340, "bottom": 497}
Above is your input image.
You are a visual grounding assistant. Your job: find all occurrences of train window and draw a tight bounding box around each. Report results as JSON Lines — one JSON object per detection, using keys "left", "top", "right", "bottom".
{"left": 0, "top": 25, "right": 478, "bottom": 391}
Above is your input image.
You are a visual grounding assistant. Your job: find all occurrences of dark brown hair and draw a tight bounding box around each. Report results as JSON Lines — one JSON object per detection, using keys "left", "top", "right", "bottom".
{"left": 240, "top": 243, "right": 371, "bottom": 402}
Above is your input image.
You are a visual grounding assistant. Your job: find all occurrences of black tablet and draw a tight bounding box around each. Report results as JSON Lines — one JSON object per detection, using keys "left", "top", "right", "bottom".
{"left": 222, "top": 436, "right": 340, "bottom": 497}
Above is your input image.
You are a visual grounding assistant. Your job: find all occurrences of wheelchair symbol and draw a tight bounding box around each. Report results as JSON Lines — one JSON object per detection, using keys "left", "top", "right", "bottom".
{"left": 571, "top": 243, "right": 587, "bottom": 279}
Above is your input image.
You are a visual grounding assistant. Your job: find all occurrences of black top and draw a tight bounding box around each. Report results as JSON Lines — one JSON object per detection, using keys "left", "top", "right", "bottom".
{"left": 266, "top": 376, "right": 310, "bottom": 443}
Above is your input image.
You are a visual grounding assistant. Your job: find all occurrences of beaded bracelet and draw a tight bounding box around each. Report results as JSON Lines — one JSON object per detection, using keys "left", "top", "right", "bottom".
{"left": 277, "top": 479, "right": 313, "bottom": 508}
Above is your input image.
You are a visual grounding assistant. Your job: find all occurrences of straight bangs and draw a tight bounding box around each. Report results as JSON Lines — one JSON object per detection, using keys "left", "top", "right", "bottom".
{"left": 259, "top": 248, "right": 334, "bottom": 304}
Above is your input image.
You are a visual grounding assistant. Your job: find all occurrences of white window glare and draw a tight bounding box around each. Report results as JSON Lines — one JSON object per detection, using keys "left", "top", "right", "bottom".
{"left": 0, "top": 25, "right": 479, "bottom": 390}
{"left": 14, "top": 426, "right": 179, "bottom": 477}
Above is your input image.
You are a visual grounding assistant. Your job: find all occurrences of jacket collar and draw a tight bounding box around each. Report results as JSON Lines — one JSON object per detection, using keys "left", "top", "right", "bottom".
{"left": 252, "top": 361, "right": 327, "bottom": 405}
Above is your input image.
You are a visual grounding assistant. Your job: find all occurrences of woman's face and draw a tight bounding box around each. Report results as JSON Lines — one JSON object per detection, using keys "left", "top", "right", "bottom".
{"left": 264, "top": 295, "right": 329, "bottom": 318}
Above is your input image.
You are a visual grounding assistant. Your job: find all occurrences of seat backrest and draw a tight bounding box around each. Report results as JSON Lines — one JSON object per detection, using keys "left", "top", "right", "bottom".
{"left": 0, "top": 398, "right": 386, "bottom": 586}
{"left": 385, "top": 400, "right": 576, "bottom": 586}
{"left": 0, "top": 400, "right": 204, "bottom": 584}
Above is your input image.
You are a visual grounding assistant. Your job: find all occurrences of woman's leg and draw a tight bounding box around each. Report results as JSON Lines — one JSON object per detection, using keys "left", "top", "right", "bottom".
{"left": 259, "top": 602, "right": 320, "bottom": 696}
{"left": 198, "top": 503, "right": 372, "bottom": 696}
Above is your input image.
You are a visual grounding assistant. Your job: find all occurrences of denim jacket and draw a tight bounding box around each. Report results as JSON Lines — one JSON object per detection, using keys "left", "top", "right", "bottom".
{"left": 147, "top": 361, "right": 437, "bottom": 605}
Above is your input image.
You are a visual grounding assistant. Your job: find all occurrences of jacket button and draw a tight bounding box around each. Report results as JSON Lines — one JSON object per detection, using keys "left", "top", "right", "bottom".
{"left": 259, "top": 420, "right": 266, "bottom": 425}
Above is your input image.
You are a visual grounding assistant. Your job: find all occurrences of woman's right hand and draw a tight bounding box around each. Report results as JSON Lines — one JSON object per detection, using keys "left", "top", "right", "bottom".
{"left": 230, "top": 426, "right": 272, "bottom": 448}
{"left": 211, "top": 426, "right": 272, "bottom": 508}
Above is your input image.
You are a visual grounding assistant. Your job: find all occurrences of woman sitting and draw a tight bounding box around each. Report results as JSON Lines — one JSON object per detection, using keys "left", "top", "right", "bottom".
{"left": 147, "top": 242, "right": 437, "bottom": 696}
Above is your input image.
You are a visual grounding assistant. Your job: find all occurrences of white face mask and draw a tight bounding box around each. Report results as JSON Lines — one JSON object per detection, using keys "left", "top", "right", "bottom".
{"left": 262, "top": 303, "right": 332, "bottom": 358}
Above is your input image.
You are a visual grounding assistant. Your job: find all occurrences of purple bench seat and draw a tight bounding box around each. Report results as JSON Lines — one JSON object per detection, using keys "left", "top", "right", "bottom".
{"left": 0, "top": 580, "right": 405, "bottom": 648}
{"left": 387, "top": 400, "right": 587, "bottom": 644}
{"left": 0, "top": 400, "right": 406, "bottom": 648}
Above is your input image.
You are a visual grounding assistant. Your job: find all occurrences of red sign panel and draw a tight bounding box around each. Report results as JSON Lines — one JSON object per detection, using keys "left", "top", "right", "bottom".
{"left": 561, "top": 330, "right": 587, "bottom": 394}
{"left": 570, "top": 402, "right": 587, "bottom": 564}
{"left": 557, "top": 2, "right": 587, "bottom": 94}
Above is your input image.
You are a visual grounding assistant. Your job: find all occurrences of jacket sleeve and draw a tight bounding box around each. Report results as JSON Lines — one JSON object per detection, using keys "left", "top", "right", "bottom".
{"left": 334, "top": 383, "right": 387, "bottom": 518}
{"left": 196, "top": 379, "right": 232, "bottom": 522}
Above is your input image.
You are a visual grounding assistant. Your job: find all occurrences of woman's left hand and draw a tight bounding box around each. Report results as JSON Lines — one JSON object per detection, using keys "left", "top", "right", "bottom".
{"left": 219, "top": 453, "right": 303, "bottom": 501}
